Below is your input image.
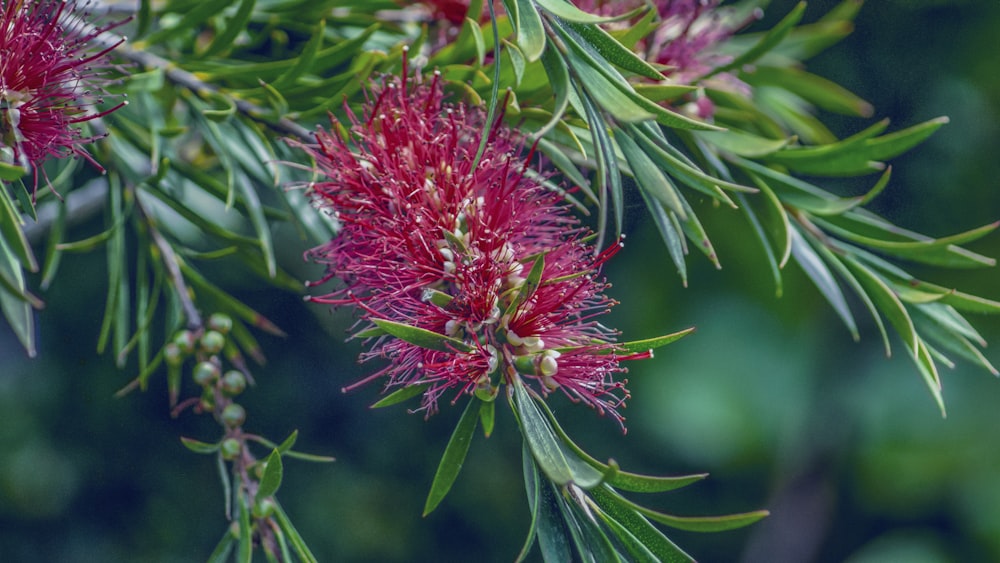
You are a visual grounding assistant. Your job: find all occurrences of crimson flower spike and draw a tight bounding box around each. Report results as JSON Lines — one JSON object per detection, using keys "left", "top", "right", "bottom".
{"left": 294, "top": 54, "right": 646, "bottom": 430}
{"left": 0, "top": 0, "right": 130, "bottom": 191}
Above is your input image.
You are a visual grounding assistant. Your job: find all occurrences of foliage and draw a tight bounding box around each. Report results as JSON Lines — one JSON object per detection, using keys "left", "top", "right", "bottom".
{"left": 1, "top": 0, "right": 997, "bottom": 560}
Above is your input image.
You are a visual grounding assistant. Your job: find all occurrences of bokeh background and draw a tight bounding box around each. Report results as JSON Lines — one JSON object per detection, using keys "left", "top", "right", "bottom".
{"left": 2, "top": 1, "right": 999, "bottom": 561}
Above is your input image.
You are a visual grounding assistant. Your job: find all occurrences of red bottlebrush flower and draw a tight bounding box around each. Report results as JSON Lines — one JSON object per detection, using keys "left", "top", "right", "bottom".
{"left": 295, "top": 54, "right": 642, "bottom": 428}
{"left": 0, "top": 0, "right": 128, "bottom": 179}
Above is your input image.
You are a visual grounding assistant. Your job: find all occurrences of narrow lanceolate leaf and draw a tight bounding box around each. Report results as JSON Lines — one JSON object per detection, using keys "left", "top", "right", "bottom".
{"left": 0, "top": 162, "right": 27, "bottom": 181}
{"left": 180, "top": 437, "right": 221, "bottom": 454}
{"left": 589, "top": 487, "right": 695, "bottom": 563}
{"left": 531, "top": 396, "right": 708, "bottom": 493}
{"left": 639, "top": 188, "right": 688, "bottom": 285}
{"left": 535, "top": 468, "right": 574, "bottom": 563}
{"left": 256, "top": 449, "right": 284, "bottom": 502}
{"left": 562, "top": 19, "right": 663, "bottom": 80}
{"left": 480, "top": 398, "right": 496, "bottom": 437}
{"left": 711, "top": 1, "right": 806, "bottom": 77}
{"left": 511, "top": 378, "right": 606, "bottom": 488}
{"left": 597, "top": 327, "right": 696, "bottom": 356}
{"left": 597, "top": 485, "right": 769, "bottom": 532}
{"left": 424, "top": 398, "right": 482, "bottom": 516}
{"left": 0, "top": 185, "right": 38, "bottom": 272}
{"left": 817, "top": 219, "right": 998, "bottom": 269}
{"left": 237, "top": 491, "right": 252, "bottom": 563}
{"left": 556, "top": 484, "right": 619, "bottom": 563}
{"left": 535, "top": 0, "right": 644, "bottom": 23}
{"left": 763, "top": 117, "right": 949, "bottom": 176}
{"left": 207, "top": 529, "right": 236, "bottom": 563}
{"left": 790, "top": 227, "right": 859, "bottom": 341}
{"left": 517, "top": 442, "right": 543, "bottom": 563}
{"left": 505, "top": 254, "right": 545, "bottom": 316}
{"left": 200, "top": 0, "right": 256, "bottom": 57}
{"left": 272, "top": 500, "right": 319, "bottom": 563}
{"left": 0, "top": 234, "right": 37, "bottom": 356}
{"left": 616, "top": 129, "right": 686, "bottom": 219}
{"left": 372, "top": 319, "right": 474, "bottom": 353}
{"left": 511, "top": 0, "right": 546, "bottom": 61}
{"left": 696, "top": 129, "right": 789, "bottom": 158}
{"left": 370, "top": 383, "right": 431, "bottom": 408}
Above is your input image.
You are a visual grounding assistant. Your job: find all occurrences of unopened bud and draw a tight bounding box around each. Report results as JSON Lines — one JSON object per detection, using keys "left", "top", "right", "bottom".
{"left": 173, "top": 330, "right": 196, "bottom": 355}
{"left": 200, "top": 330, "right": 225, "bottom": 354}
{"left": 208, "top": 313, "right": 233, "bottom": 334}
{"left": 221, "top": 370, "right": 247, "bottom": 396}
{"left": 221, "top": 438, "right": 242, "bottom": 460}
{"left": 193, "top": 361, "right": 220, "bottom": 386}
{"left": 221, "top": 403, "right": 246, "bottom": 428}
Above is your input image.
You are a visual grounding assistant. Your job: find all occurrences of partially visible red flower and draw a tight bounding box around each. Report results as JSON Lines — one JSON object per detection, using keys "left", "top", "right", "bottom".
{"left": 0, "top": 0, "right": 128, "bottom": 179}
{"left": 296, "top": 53, "right": 644, "bottom": 428}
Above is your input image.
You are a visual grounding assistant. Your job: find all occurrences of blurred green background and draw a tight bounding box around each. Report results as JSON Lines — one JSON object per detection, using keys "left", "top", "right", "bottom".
{"left": 2, "top": 1, "right": 999, "bottom": 561}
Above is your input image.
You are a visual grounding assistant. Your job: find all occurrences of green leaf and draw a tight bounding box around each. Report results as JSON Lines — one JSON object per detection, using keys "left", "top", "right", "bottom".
{"left": 811, "top": 237, "right": 888, "bottom": 351}
{"left": 272, "top": 500, "right": 319, "bottom": 563}
{"left": 274, "top": 19, "right": 325, "bottom": 88}
{"left": 201, "top": 0, "right": 257, "bottom": 57}
{"left": 180, "top": 436, "right": 221, "bottom": 454}
{"left": 0, "top": 186, "right": 38, "bottom": 272}
{"left": 535, "top": 471, "right": 574, "bottom": 563}
{"left": 711, "top": 1, "right": 806, "bottom": 77}
{"left": 696, "top": 129, "right": 789, "bottom": 158}
{"left": 562, "top": 19, "right": 663, "bottom": 80}
{"left": 615, "top": 129, "right": 687, "bottom": 219}
{"left": 0, "top": 161, "right": 27, "bottom": 181}
{"left": 237, "top": 492, "right": 252, "bottom": 563}
{"left": 178, "top": 261, "right": 286, "bottom": 336}
{"left": 536, "top": 0, "right": 644, "bottom": 23}
{"left": 480, "top": 399, "right": 496, "bottom": 438}
{"left": 257, "top": 449, "right": 284, "bottom": 501}
{"left": 597, "top": 484, "right": 769, "bottom": 532}
{"left": 555, "top": 483, "right": 619, "bottom": 563}
{"left": 505, "top": 254, "right": 545, "bottom": 316}
{"left": 424, "top": 398, "right": 482, "bottom": 516}
{"left": 530, "top": 396, "right": 708, "bottom": 494}
{"left": 746, "top": 65, "right": 872, "bottom": 117}
{"left": 511, "top": 0, "right": 546, "bottom": 62}
{"left": 207, "top": 528, "right": 237, "bottom": 563}
{"left": 764, "top": 118, "right": 949, "bottom": 176}
{"left": 600, "top": 327, "right": 696, "bottom": 356}
{"left": 511, "top": 378, "right": 606, "bottom": 488}
{"left": 818, "top": 219, "right": 998, "bottom": 269}
{"left": 790, "top": 227, "right": 859, "bottom": 340}
{"left": 592, "top": 503, "right": 666, "bottom": 562}
{"left": 590, "top": 487, "right": 695, "bottom": 563}
{"left": 139, "top": 0, "right": 237, "bottom": 46}
{"left": 535, "top": 46, "right": 574, "bottom": 140}
{"left": 517, "top": 442, "right": 542, "bottom": 563}
{"left": 0, "top": 234, "right": 36, "bottom": 357}
{"left": 639, "top": 188, "right": 688, "bottom": 285}
{"left": 370, "top": 383, "right": 431, "bottom": 408}
{"left": 371, "top": 319, "right": 474, "bottom": 353}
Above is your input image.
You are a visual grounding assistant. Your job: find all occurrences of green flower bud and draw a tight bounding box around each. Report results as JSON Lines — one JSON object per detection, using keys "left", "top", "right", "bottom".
{"left": 221, "top": 403, "right": 246, "bottom": 428}
{"left": 221, "top": 438, "right": 242, "bottom": 460}
{"left": 193, "top": 361, "right": 221, "bottom": 387}
{"left": 208, "top": 313, "right": 233, "bottom": 334}
{"left": 200, "top": 330, "right": 225, "bottom": 354}
{"left": 253, "top": 497, "right": 276, "bottom": 519}
{"left": 164, "top": 343, "right": 184, "bottom": 367}
{"left": 173, "top": 330, "right": 196, "bottom": 355}
{"left": 221, "top": 370, "right": 247, "bottom": 396}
